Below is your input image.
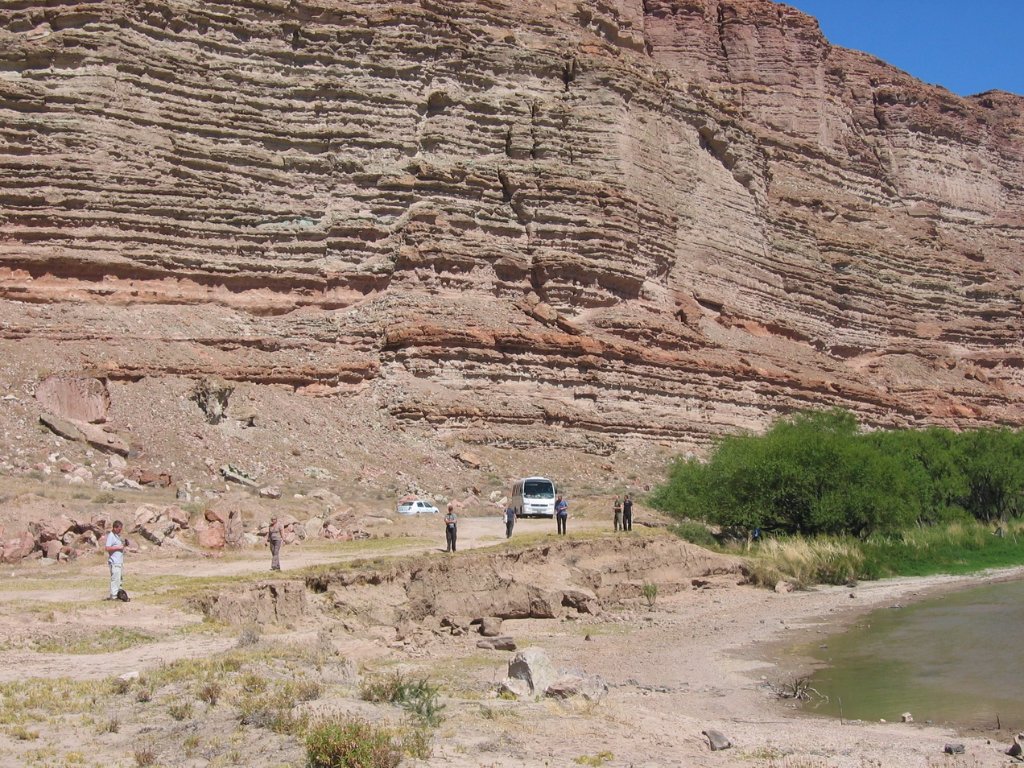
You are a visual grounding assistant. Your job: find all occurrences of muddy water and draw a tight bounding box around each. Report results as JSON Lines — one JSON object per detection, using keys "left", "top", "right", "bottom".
{"left": 795, "top": 578, "right": 1024, "bottom": 731}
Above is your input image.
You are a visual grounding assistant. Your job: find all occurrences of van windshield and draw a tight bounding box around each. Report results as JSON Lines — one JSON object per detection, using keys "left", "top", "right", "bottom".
{"left": 523, "top": 480, "right": 554, "bottom": 498}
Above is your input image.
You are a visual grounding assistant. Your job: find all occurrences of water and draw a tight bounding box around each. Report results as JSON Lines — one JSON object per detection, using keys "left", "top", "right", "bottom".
{"left": 795, "top": 578, "right": 1024, "bottom": 731}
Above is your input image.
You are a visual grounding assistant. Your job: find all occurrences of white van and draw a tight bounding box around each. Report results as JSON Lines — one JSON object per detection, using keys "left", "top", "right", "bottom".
{"left": 510, "top": 476, "right": 557, "bottom": 518}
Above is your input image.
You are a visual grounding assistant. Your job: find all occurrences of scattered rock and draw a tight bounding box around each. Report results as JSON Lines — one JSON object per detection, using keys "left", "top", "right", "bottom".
{"left": 774, "top": 581, "right": 794, "bottom": 594}
{"left": 702, "top": 729, "right": 732, "bottom": 751}
{"left": 479, "top": 616, "right": 503, "bottom": 637}
{"left": 477, "top": 636, "right": 517, "bottom": 651}
{"left": 259, "top": 485, "right": 282, "bottom": 499}
{"left": 220, "top": 464, "right": 257, "bottom": 487}
{"left": 901, "top": 712, "right": 913, "bottom": 723}
{"left": 944, "top": 743, "right": 965, "bottom": 755}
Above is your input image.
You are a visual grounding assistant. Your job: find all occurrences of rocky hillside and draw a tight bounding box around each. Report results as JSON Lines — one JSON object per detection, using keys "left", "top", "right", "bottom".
{"left": 0, "top": 0, "right": 1021, "bottom": 496}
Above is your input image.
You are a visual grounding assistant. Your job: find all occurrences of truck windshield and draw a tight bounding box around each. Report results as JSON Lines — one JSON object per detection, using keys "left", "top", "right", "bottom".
{"left": 523, "top": 480, "right": 554, "bottom": 498}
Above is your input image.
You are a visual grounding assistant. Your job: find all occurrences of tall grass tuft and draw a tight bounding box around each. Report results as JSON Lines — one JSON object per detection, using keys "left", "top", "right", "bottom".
{"left": 745, "top": 537, "right": 863, "bottom": 588}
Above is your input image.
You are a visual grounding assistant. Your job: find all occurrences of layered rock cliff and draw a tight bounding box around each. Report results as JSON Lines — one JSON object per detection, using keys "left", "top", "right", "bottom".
{"left": 0, "top": 0, "right": 1021, "bottom": 489}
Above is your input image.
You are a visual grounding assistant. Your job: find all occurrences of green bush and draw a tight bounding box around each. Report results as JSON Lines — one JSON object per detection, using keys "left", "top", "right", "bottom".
{"left": 652, "top": 409, "right": 1024, "bottom": 538}
{"left": 305, "top": 718, "right": 401, "bottom": 768}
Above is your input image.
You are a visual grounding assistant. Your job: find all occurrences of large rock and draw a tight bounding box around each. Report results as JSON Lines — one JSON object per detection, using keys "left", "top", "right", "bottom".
{"left": 194, "top": 519, "right": 226, "bottom": 549}
{"left": 498, "top": 649, "right": 556, "bottom": 700}
{"left": 545, "top": 673, "right": 609, "bottom": 702}
{"left": 35, "top": 375, "right": 110, "bottom": 423}
{"left": 2, "top": 531, "right": 35, "bottom": 563}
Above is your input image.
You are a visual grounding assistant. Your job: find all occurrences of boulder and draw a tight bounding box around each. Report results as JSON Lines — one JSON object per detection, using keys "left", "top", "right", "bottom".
{"left": 29, "top": 515, "right": 73, "bottom": 543}
{"left": 702, "top": 729, "right": 732, "bottom": 751}
{"left": 204, "top": 509, "right": 225, "bottom": 524}
{"left": 498, "top": 648, "right": 556, "bottom": 700}
{"left": 545, "top": 673, "right": 608, "bottom": 702}
{"left": 194, "top": 519, "right": 226, "bottom": 549}
{"left": 1007, "top": 733, "right": 1024, "bottom": 758}
{"left": 39, "top": 413, "right": 84, "bottom": 442}
{"left": 477, "top": 636, "right": 517, "bottom": 651}
{"left": 304, "top": 517, "right": 324, "bottom": 539}
{"left": 561, "top": 589, "right": 601, "bottom": 615}
{"left": 75, "top": 421, "right": 130, "bottom": 456}
{"left": 258, "top": 486, "right": 281, "bottom": 500}
{"left": 224, "top": 509, "right": 245, "bottom": 548}
{"left": 2, "top": 531, "right": 35, "bottom": 563}
{"left": 479, "top": 616, "right": 503, "bottom": 637}
{"left": 35, "top": 375, "right": 110, "bottom": 423}
{"left": 134, "top": 504, "right": 163, "bottom": 527}
{"left": 166, "top": 507, "right": 190, "bottom": 529}
{"left": 43, "top": 540, "right": 62, "bottom": 559}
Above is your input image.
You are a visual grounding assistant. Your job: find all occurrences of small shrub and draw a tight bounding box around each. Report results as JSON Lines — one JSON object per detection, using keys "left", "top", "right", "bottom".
{"left": 641, "top": 582, "right": 658, "bottom": 609}
{"left": 9, "top": 725, "right": 39, "bottom": 741}
{"left": 133, "top": 747, "right": 157, "bottom": 767}
{"left": 237, "top": 624, "right": 261, "bottom": 648}
{"left": 110, "top": 677, "right": 132, "bottom": 695}
{"left": 400, "top": 727, "right": 432, "bottom": 760}
{"left": 360, "top": 672, "right": 444, "bottom": 727}
{"left": 183, "top": 734, "right": 200, "bottom": 757}
{"left": 305, "top": 718, "right": 401, "bottom": 768}
{"left": 359, "top": 671, "right": 407, "bottom": 703}
{"left": 168, "top": 700, "right": 193, "bottom": 721}
{"left": 99, "top": 717, "right": 119, "bottom": 733}
{"left": 197, "top": 679, "right": 221, "bottom": 706}
{"left": 287, "top": 678, "right": 322, "bottom": 702}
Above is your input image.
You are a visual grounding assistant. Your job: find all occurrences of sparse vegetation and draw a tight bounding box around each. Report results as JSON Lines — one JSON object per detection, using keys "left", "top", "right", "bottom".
{"left": 359, "top": 671, "right": 445, "bottom": 727}
{"left": 32, "top": 627, "right": 155, "bottom": 655}
{"left": 574, "top": 751, "right": 614, "bottom": 766}
{"left": 236, "top": 623, "right": 261, "bottom": 648}
{"left": 168, "top": 699, "right": 193, "bottom": 721}
{"left": 641, "top": 582, "right": 658, "bottom": 609}
{"left": 133, "top": 746, "right": 157, "bottom": 767}
{"left": 305, "top": 718, "right": 401, "bottom": 768}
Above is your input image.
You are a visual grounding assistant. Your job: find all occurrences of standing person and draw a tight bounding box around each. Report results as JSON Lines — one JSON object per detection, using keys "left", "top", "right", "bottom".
{"left": 554, "top": 494, "right": 568, "bottom": 535}
{"left": 503, "top": 504, "right": 516, "bottom": 539}
{"left": 613, "top": 496, "right": 623, "bottom": 532}
{"left": 104, "top": 520, "right": 128, "bottom": 601}
{"left": 622, "top": 494, "right": 633, "bottom": 532}
{"left": 444, "top": 504, "right": 458, "bottom": 552}
{"left": 268, "top": 515, "right": 283, "bottom": 571}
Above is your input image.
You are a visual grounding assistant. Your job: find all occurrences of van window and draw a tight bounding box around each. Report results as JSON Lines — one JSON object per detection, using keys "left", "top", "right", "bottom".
{"left": 523, "top": 479, "right": 554, "bottom": 498}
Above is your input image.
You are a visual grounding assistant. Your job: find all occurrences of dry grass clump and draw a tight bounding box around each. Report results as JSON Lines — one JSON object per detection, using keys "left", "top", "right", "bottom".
{"left": 745, "top": 537, "right": 863, "bottom": 588}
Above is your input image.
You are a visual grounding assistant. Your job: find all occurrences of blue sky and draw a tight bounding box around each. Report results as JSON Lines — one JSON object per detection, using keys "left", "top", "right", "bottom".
{"left": 780, "top": 1, "right": 1024, "bottom": 96}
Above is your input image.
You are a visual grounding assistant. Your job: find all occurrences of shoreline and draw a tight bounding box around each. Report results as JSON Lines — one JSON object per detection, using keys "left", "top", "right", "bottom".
{"left": 705, "top": 565, "right": 1024, "bottom": 764}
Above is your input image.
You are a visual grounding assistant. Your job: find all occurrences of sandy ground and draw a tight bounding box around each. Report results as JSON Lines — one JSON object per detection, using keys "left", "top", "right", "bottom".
{"left": 0, "top": 513, "right": 1020, "bottom": 768}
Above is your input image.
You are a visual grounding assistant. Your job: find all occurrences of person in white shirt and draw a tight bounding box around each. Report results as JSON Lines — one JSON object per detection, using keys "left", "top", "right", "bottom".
{"left": 104, "top": 520, "right": 128, "bottom": 600}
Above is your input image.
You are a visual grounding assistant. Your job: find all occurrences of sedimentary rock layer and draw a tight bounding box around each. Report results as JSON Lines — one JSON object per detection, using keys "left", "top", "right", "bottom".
{"left": 0, "top": 0, "right": 1021, "bottom": 472}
